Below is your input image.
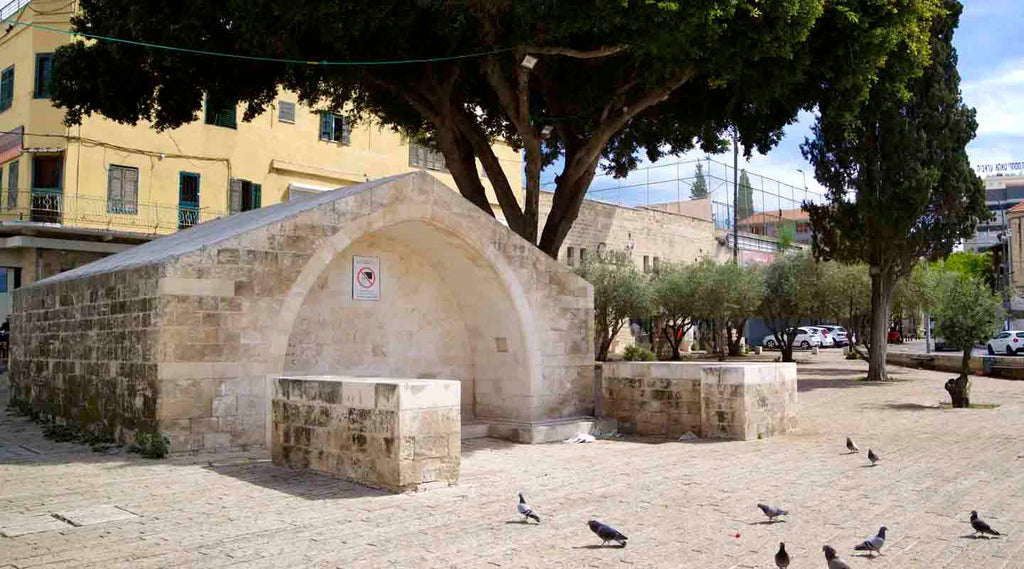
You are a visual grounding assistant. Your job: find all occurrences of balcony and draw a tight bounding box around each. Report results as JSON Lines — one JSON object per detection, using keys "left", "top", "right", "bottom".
{"left": 0, "top": 189, "right": 228, "bottom": 234}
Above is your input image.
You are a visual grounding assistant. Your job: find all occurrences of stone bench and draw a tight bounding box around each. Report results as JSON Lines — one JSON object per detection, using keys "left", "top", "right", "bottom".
{"left": 271, "top": 376, "right": 460, "bottom": 492}
{"left": 599, "top": 362, "right": 797, "bottom": 440}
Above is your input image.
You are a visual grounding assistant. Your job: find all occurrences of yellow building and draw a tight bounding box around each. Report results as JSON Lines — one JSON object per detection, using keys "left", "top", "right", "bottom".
{"left": 0, "top": 0, "right": 522, "bottom": 319}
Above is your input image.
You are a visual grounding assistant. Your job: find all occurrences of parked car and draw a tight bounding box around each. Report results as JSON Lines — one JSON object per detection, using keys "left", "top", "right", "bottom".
{"left": 819, "top": 325, "right": 849, "bottom": 347}
{"left": 762, "top": 328, "right": 822, "bottom": 350}
{"left": 987, "top": 331, "right": 1024, "bottom": 356}
{"left": 807, "top": 326, "right": 836, "bottom": 348}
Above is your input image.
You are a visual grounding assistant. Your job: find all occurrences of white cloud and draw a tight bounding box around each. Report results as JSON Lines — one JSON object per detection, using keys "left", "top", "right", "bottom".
{"left": 963, "top": 60, "right": 1024, "bottom": 137}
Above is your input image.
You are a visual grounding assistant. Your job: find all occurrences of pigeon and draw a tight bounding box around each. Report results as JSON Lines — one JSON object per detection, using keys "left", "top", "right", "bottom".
{"left": 867, "top": 448, "right": 880, "bottom": 466}
{"left": 517, "top": 492, "right": 540, "bottom": 523}
{"left": 757, "top": 503, "right": 788, "bottom": 523}
{"left": 823, "top": 545, "right": 852, "bottom": 569}
{"left": 587, "top": 520, "right": 628, "bottom": 547}
{"left": 854, "top": 526, "right": 887, "bottom": 556}
{"left": 846, "top": 437, "right": 859, "bottom": 453}
{"left": 970, "top": 511, "right": 1001, "bottom": 538}
{"left": 774, "top": 542, "right": 790, "bottom": 568}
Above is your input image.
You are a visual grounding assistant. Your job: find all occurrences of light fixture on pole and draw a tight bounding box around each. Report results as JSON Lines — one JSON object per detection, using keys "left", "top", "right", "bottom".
{"left": 796, "top": 168, "right": 808, "bottom": 190}
{"left": 520, "top": 54, "right": 538, "bottom": 69}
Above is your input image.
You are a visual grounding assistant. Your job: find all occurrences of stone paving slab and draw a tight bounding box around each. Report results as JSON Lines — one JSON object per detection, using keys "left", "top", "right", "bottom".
{"left": 3, "top": 354, "right": 1024, "bottom": 567}
{"left": 52, "top": 505, "right": 138, "bottom": 527}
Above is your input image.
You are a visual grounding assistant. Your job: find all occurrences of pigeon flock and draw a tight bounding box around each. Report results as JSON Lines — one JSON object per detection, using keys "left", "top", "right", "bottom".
{"left": 514, "top": 435, "right": 1006, "bottom": 566}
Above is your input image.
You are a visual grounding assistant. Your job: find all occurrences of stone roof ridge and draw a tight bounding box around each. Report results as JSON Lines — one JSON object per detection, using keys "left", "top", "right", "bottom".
{"left": 32, "top": 172, "right": 414, "bottom": 287}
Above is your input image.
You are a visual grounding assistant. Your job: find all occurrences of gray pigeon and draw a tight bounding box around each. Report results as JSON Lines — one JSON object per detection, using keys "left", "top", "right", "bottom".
{"left": 846, "top": 437, "right": 859, "bottom": 453}
{"left": 517, "top": 492, "right": 540, "bottom": 523}
{"left": 867, "top": 448, "right": 880, "bottom": 466}
{"left": 774, "top": 542, "right": 790, "bottom": 568}
{"left": 970, "top": 511, "right": 1001, "bottom": 538}
{"left": 587, "top": 520, "right": 627, "bottom": 547}
{"left": 823, "top": 545, "right": 852, "bottom": 569}
{"left": 854, "top": 526, "right": 887, "bottom": 556}
{"left": 757, "top": 503, "right": 788, "bottom": 523}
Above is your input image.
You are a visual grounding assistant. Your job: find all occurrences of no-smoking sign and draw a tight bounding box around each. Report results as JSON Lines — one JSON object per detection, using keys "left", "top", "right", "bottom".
{"left": 352, "top": 256, "right": 380, "bottom": 301}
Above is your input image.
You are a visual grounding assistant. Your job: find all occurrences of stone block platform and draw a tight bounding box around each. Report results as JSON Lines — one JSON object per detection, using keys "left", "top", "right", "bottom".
{"left": 600, "top": 361, "right": 797, "bottom": 440}
{"left": 271, "top": 376, "right": 460, "bottom": 492}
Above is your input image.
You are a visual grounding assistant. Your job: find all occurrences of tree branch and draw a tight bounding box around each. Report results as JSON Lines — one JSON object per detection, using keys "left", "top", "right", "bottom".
{"left": 523, "top": 45, "right": 627, "bottom": 59}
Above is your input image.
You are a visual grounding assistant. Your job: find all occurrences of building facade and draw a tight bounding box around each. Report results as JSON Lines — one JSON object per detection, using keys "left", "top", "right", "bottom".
{"left": 964, "top": 174, "right": 1024, "bottom": 254}
{"left": 0, "top": 0, "right": 521, "bottom": 321}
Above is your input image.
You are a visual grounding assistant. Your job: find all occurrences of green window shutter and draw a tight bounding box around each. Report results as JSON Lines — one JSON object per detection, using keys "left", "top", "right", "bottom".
{"left": 124, "top": 167, "right": 138, "bottom": 213}
{"left": 319, "top": 113, "right": 332, "bottom": 141}
{"left": 228, "top": 179, "right": 242, "bottom": 214}
{"left": 108, "top": 166, "right": 123, "bottom": 209}
{"left": 252, "top": 183, "right": 261, "bottom": 209}
{"left": 0, "top": 67, "right": 14, "bottom": 111}
{"left": 204, "top": 95, "right": 215, "bottom": 125}
{"left": 220, "top": 106, "right": 237, "bottom": 128}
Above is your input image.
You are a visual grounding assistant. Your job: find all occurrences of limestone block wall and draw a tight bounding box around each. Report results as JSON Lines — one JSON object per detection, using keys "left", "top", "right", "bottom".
{"left": 14, "top": 172, "right": 595, "bottom": 453}
{"left": 271, "top": 377, "right": 460, "bottom": 492}
{"left": 602, "top": 373, "right": 701, "bottom": 437}
{"left": 600, "top": 362, "right": 797, "bottom": 440}
{"left": 539, "top": 192, "right": 716, "bottom": 267}
{"left": 10, "top": 265, "right": 161, "bottom": 439}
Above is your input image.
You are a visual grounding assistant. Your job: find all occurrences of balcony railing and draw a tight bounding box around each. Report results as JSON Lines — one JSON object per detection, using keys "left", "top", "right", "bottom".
{"left": 0, "top": 189, "right": 227, "bottom": 234}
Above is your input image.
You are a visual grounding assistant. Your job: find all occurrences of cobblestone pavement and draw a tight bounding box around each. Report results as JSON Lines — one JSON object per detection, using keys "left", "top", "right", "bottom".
{"left": 3, "top": 353, "right": 1024, "bottom": 568}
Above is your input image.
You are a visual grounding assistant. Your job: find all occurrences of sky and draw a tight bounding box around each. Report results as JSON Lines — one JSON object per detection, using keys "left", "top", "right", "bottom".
{"left": 540, "top": 0, "right": 1024, "bottom": 209}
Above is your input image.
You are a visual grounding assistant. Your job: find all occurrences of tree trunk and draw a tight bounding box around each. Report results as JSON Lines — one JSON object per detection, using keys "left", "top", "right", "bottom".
{"left": 727, "top": 319, "right": 747, "bottom": 357}
{"left": 945, "top": 363, "right": 971, "bottom": 408}
{"left": 537, "top": 155, "right": 600, "bottom": 258}
{"left": 781, "top": 342, "right": 794, "bottom": 363}
{"left": 867, "top": 265, "right": 897, "bottom": 381}
{"left": 662, "top": 325, "right": 681, "bottom": 360}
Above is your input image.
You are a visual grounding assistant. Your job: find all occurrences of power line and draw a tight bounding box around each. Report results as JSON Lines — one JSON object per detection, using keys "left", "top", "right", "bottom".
{"left": 0, "top": 18, "right": 516, "bottom": 66}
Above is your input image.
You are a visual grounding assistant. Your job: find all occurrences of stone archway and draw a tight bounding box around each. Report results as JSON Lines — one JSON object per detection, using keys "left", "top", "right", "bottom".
{"left": 276, "top": 217, "right": 535, "bottom": 423}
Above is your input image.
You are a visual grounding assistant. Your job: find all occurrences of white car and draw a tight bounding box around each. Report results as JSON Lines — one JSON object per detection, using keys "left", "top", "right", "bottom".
{"left": 986, "top": 331, "right": 1024, "bottom": 356}
{"left": 762, "top": 327, "right": 822, "bottom": 350}
{"left": 819, "top": 325, "right": 849, "bottom": 347}
{"left": 807, "top": 326, "right": 836, "bottom": 348}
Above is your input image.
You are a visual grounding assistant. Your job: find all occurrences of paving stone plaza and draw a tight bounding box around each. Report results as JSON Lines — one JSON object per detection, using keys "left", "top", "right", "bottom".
{"left": 3, "top": 352, "right": 1024, "bottom": 568}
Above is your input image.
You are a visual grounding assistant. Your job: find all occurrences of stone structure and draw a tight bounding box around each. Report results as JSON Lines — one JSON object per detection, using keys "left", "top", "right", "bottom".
{"left": 11, "top": 172, "right": 595, "bottom": 453}
{"left": 540, "top": 192, "right": 716, "bottom": 270}
{"left": 272, "top": 376, "right": 460, "bottom": 492}
{"left": 600, "top": 361, "right": 797, "bottom": 440}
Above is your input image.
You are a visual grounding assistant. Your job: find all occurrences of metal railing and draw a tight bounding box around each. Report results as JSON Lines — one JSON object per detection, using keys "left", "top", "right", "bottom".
{"left": 545, "top": 157, "right": 827, "bottom": 238}
{"left": 0, "top": 189, "right": 227, "bottom": 234}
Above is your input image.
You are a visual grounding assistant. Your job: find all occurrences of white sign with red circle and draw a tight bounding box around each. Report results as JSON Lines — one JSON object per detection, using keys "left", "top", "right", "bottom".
{"left": 352, "top": 256, "right": 380, "bottom": 301}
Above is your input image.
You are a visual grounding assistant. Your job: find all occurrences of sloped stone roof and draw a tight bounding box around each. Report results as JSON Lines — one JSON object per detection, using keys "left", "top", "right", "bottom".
{"left": 35, "top": 173, "right": 407, "bottom": 286}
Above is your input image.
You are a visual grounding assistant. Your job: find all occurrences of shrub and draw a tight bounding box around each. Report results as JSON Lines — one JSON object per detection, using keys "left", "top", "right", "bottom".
{"left": 129, "top": 432, "right": 170, "bottom": 459}
{"left": 623, "top": 344, "right": 656, "bottom": 361}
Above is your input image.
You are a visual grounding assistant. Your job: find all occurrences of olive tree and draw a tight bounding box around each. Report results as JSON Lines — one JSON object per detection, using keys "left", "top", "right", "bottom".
{"left": 759, "top": 251, "right": 825, "bottom": 362}
{"left": 575, "top": 250, "right": 651, "bottom": 361}
{"left": 925, "top": 269, "right": 1003, "bottom": 407}
{"left": 652, "top": 263, "right": 699, "bottom": 360}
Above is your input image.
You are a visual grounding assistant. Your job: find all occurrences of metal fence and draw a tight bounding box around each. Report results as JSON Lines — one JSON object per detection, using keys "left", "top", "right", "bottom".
{"left": 548, "top": 157, "right": 826, "bottom": 238}
{"left": 0, "top": 189, "right": 227, "bottom": 233}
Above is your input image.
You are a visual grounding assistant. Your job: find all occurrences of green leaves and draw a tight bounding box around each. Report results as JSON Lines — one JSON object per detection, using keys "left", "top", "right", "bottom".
{"left": 575, "top": 249, "right": 652, "bottom": 360}
{"left": 925, "top": 268, "right": 1003, "bottom": 354}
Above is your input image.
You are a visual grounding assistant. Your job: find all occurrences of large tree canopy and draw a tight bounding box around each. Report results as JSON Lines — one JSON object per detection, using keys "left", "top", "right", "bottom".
{"left": 53, "top": 0, "right": 941, "bottom": 257}
{"left": 802, "top": 0, "right": 988, "bottom": 380}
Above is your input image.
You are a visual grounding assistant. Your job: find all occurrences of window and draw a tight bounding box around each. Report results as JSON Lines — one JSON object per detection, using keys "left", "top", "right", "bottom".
{"left": 580, "top": 248, "right": 588, "bottom": 263}
{"left": 6, "top": 159, "right": 17, "bottom": 208}
{"left": 228, "top": 178, "right": 262, "bottom": 214}
{"left": 319, "top": 113, "right": 350, "bottom": 144}
{"left": 566, "top": 246, "right": 575, "bottom": 267}
{"left": 1016, "top": 333, "right": 1024, "bottom": 338}
{"left": 643, "top": 255, "right": 649, "bottom": 273}
{"left": 796, "top": 222, "right": 811, "bottom": 233}
{"left": 34, "top": 54, "right": 53, "bottom": 98}
{"left": 0, "top": 66, "right": 13, "bottom": 111}
{"left": 278, "top": 101, "right": 295, "bottom": 123}
{"left": 408, "top": 143, "right": 446, "bottom": 171}
{"left": 31, "top": 155, "right": 62, "bottom": 223}
{"left": 749, "top": 225, "right": 767, "bottom": 236}
{"left": 178, "top": 172, "right": 200, "bottom": 229}
{"left": 107, "top": 165, "right": 139, "bottom": 214}
{"left": 996, "top": 332, "right": 1010, "bottom": 339}
{"left": 204, "top": 94, "right": 237, "bottom": 128}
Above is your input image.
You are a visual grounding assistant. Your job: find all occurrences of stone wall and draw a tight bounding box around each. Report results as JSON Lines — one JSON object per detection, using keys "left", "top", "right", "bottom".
{"left": 539, "top": 192, "right": 716, "bottom": 268}
{"left": 271, "top": 376, "right": 460, "bottom": 492}
{"left": 10, "top": 265, "right": 161, "bottom": 439}
{"left": 600, "top": 362, "right": 797, "bottom": 440}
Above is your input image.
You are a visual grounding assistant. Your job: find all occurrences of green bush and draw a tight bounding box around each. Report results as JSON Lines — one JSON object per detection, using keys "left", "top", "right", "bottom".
{"left": 623, "top": 344, "right": 656, "bottom": 361}
{"left": 128, "top": 432, "right": 170, "bottom": 459}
